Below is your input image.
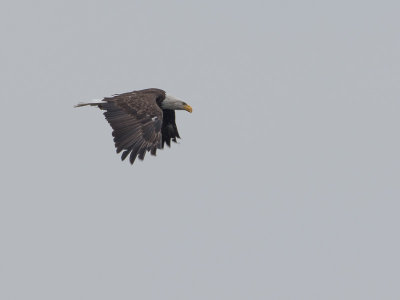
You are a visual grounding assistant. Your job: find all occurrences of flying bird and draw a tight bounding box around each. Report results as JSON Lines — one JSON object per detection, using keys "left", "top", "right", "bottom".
{"left": 75, "top": 88, "right": 192, "bottom": 164}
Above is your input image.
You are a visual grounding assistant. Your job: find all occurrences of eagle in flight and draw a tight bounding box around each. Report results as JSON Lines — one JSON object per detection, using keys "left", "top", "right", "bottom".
{"left": 75, "top": 88, "right": 192, "bottom": 164}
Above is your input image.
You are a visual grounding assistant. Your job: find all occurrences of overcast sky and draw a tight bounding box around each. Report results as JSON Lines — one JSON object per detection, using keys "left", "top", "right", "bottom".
{"left": 1, "top": 0, "right": 399, "bottom": 299}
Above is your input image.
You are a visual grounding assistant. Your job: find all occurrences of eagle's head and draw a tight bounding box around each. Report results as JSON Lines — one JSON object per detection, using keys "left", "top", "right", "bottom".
{"left": 161, "top": 95, "right": 192, "bottom": 113}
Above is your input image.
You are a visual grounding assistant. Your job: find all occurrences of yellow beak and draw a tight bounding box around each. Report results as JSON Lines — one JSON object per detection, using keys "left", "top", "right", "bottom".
{"left": 183, "top": 104, "right": 193, "bottom": 113}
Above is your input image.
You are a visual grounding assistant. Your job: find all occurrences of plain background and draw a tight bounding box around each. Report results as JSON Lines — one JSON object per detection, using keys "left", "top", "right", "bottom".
{"left": 1, "top": 0, "right": 399, "bottom": 299}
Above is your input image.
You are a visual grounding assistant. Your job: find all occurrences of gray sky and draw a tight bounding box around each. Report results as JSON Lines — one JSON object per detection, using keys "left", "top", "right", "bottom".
{"left": 1, "top": 0, "right": 399, "bottom": 299}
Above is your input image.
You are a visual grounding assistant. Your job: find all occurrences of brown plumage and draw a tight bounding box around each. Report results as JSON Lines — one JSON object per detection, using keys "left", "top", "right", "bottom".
{"left": 75, "top": 88, "right": 192, "bottom": 164}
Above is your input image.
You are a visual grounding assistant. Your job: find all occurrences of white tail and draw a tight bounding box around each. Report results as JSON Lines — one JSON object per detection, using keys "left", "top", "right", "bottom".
{"left": 74, "top": 99, "right": 105, "bottom": 108}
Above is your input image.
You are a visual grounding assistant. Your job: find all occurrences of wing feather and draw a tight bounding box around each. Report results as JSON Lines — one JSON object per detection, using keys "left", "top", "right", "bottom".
{"left": 161, "top": 109, "right": 180, "bottom": 148}
{"left": 101, "top": 90, "right": 164, "bottom": 164}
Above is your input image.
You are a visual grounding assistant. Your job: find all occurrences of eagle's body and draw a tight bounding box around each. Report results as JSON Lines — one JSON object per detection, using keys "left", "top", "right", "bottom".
{"left": 75, "top": 88, "right": 192, "bottom": 164}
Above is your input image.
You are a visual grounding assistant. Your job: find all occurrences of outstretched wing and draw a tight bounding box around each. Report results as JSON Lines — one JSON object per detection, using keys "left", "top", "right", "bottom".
{"left": 101, "top": 92, "right": 163, "bottom": 164}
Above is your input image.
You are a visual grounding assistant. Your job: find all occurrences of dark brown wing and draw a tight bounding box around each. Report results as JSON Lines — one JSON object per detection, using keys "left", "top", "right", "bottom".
{"left": 101, "top": 90, "right": 164, "bottom": 164}
{"left": 161, "top": 109, "right": 180, "bottom": 148}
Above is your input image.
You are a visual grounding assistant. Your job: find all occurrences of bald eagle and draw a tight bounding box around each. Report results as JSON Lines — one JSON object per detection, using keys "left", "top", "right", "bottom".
{"left": 75, "top": 88, "right": 192, "bottom": 164}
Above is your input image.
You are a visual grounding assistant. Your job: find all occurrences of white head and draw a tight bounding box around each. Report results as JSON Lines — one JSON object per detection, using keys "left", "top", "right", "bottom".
{"left": 161, "top": 94, "right": 192, "bottom": 113}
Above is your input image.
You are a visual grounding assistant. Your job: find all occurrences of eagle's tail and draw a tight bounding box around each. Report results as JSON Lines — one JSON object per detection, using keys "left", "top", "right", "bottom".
{"left": 74, "top": 99, "right": 106, "bottom": 108}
